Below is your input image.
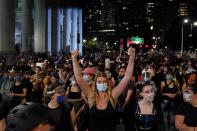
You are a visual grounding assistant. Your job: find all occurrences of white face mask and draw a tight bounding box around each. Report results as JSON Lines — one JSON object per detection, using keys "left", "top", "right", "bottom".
{"left": 96, "top": 83, "right": 108, "bottom": 92}
{"left": 183, "top": 92, "right": 192, "bottom": 102}
{"left": 83, "top": 75, "right": 90, "bottom": 82}
{"left": 106, "top": 73, "right": 111, "bottom": 79}
{"left": 143, "top": 76, "right": 151, "bottom": 82}
{"left": 143, "top": 93, "right": 155, "bottom": 102}
{"left": 71, "top": 80, "right": 76, "bottom": 85}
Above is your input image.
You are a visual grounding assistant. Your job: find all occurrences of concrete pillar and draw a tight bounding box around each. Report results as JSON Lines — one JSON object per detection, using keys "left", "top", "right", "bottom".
{"left": 51, "top": 8, "right": 62, "bottom": 53}
{"left": 34, "top": 0, "right": 46, "bottom": 53}
{"left": 21, "top": 0, "right": 33, "bottom": 53}
{"left": 57, "top": 9, "right": 62, "bottom": 52}
{"left": 63, "top": 8, "right": 82, "bottom": 54}
{"left": 0, "top": 0, "right": 16, "bottom": 65}
{"left": 63, "top": 8, "right": 72, "bottom": 52}
{"left": 51, "top": 8, "right": 58, "bottom": 52}
{"left": 78, "top": 9, "right": 83, "bottom": 55}
{"left": 47, "top": 8, "right": 52, "bottom": 53}
{"left": 70, "top": 8, "right": 78, "bottom": 52}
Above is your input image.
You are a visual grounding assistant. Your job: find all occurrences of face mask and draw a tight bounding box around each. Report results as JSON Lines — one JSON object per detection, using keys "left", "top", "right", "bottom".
{"left": 83, "top": 75, "right": 90, "bottom": 82}
{"left": 166, "top": 74, "right": 173, "bottom": 80}
{"left": 96, "top": 83, "right": 108, "bottom": 92}
{"left": 143, "top": 76, "right": 151, "bottom": 82}
{"left": 106, "top": 73, "right": 111, "bottom": 79}
{"left": 71, "top": 80, "right": 76, "bottom": 85}
{"left": 183, "top": 92, "right": 192, "bottom": 102}
{"left": 143, "top": 93, "right": 155, "bottom": 102}
{"left": 57, "top": 95, "right": 65, "bottom": 104}
{"left": 118, "top": 74, "right": 124, "bottom": 80}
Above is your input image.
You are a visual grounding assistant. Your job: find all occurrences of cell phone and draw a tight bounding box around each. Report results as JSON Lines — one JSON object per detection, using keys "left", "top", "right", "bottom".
{"left": 36, "top": 62, "right": 43, "bottom": 67}
{"left": 46, "top": 90, "right": 55, "bottom": 95}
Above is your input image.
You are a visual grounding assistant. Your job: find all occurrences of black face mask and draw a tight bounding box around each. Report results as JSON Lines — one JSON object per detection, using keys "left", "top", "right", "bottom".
{"left": 118, "top": 76, "right": 124, "bottom": 81}
{"left": 119, "top": 75, "right": 124, "bottom": 79}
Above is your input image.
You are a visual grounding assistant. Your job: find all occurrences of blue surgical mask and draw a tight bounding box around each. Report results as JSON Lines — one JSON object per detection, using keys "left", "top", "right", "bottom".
{"left": 96, "top": 83, "right": 108, "bottom": 92}
{"left": 57, "top": 95, "right": 65, "bottom": 104}
{"left": 183, "top": 92, "right": 192, "bottom": 102}
{"left": 83, "top": 75, "right": 90, "bottom": 82}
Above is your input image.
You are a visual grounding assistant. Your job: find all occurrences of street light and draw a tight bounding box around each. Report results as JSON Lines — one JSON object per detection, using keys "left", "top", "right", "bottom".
{"left": 184, "top": 19, "right": 189, "bottom": 23}
{"left": 181, "top": 18, "right": 189, "bottom": 56}
{"left": 93, "top": 37, "right": 97, "bottom": 41}
{"left": 181, "top": 19, "right": 197, "bottom": 55}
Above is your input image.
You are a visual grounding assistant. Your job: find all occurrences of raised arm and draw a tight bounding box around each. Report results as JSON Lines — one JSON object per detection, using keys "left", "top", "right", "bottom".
{"left": 112, "top": 48, "right": 135, "bottom": 100}
{"left": 71, "top": 50, "right": 92, "bottom": 97}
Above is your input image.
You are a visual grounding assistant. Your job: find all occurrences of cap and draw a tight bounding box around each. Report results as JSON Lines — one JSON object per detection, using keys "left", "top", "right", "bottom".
{"left": 82, "top": 67, "right": 95, "bottom": 75}
{"left": 6, "top": 102, "right": 51, "bottom": 131}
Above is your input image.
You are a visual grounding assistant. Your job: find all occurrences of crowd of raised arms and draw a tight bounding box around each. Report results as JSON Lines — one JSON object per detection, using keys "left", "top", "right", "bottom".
{"left": 0, "top": 48, "right": 197, "bottom": 131}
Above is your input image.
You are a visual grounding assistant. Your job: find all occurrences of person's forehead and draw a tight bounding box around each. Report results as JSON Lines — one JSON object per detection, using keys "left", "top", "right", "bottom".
{"left": 119, "top": 68, "right": 125, "bottom": 72}
{"left": 32, "top": 123, "right": 51, "bottom": 131}
{"left": 83, "top": 73, "right": 91, "bottom": 75}
{"left": 97, "top": 76, "right": 107, "bottom": 81}
{"left": 189, "top": 73, "right": 197, "bottom": 78}
{"left": 51, "top": 76, "right": 57, "bottom": 79}
{"left": 105, "top": 70, "right": 110, "bottom": 73}
{"left": 143, "top": 85, "right": 153, "bottom": 91}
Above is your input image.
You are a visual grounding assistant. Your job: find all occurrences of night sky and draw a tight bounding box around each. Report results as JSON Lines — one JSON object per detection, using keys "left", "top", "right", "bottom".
{"left": 47, "top": 0, "right": 197, "bottom": 50}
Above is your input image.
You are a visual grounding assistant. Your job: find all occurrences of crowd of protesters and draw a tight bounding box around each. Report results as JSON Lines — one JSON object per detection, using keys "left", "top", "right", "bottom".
{"left": 0, "top": 48, "right": 197, "bottom": 131}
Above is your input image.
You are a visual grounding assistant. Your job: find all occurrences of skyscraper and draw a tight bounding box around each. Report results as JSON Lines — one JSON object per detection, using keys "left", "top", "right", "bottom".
{"left": 100, "top": 0, "right": 116, "bottom": 29}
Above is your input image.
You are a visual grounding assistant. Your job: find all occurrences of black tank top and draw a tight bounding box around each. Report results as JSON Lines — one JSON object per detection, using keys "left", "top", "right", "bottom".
{"left": 67, "top": 86, "right": 81, "bottom": 99}
{"left": 162, "top": 80, "right": 178, "bottom": 100}
{"left": 89, "top": 102, "right": 116, "bottom": 131}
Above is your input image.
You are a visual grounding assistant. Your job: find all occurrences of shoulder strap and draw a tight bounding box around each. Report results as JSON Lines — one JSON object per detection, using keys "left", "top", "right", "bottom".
{"left": 152, "top": 104, "right": 157, "bottom": 114}
{"left": 136, "top": 103, "right": 141, "bottom": 113}
{"left": 164, "top": 80, "right": 168, "bottom": 87}
{"left": 167, "top": 80, "right": 173, "bottom": 86}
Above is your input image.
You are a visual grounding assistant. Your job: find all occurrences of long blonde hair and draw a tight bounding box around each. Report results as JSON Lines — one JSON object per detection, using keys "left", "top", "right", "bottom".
{"left": 89, "top": 72, "right": 116, "bottom": 108}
